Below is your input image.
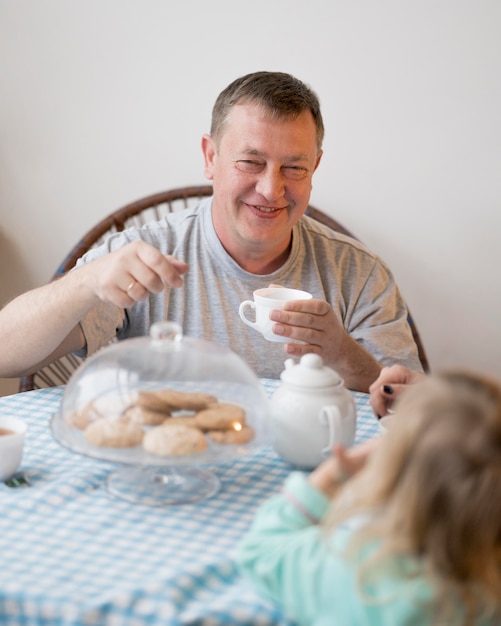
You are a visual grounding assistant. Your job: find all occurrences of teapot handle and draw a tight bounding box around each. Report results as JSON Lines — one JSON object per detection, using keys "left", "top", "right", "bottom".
{"left": 319, "top": 405, "right": 342, "bottom": 458}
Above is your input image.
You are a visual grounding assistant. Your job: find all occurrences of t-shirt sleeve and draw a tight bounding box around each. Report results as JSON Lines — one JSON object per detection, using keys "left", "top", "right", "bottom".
{"left": 344, "top": 257, "right": 423, "bottom": 372}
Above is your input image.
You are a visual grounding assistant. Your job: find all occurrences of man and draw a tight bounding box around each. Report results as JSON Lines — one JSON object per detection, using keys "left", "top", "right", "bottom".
{"left": 0, "top": 71, "right": 422, "bottom": 391}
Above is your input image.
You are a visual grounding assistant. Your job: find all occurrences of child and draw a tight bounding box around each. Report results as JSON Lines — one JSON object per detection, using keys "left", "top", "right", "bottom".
{"left": 238, "top": 371, "right": 501, "bottom": 625}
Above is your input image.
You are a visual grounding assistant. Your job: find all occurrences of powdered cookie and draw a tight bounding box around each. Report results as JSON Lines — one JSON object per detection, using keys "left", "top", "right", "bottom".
{"left": 84, "top": 417, "right": 144, "bottom": 448}
{"left": 92, "top": 394, "right": 132, "bottom": 416}
{"left": 143, "top": 423, "right": 207, "bottom": 456}
{"left": 195, "top": 403, "right": 246, "bottom": 431}
{"left": 208, "top": 425, "right": 255, "bottom": 445}
{"left": 125, "top": 405, "right": 170, "bottom": 426}
{"left": 66, "top": 410, "right": 91, "bottom": 430}
{"left": 67, "top": 396, "right": 130, "bottom": 429}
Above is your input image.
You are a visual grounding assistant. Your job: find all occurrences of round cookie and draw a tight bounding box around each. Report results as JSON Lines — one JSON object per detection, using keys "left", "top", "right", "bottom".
{"left": 195, "top": 403, "right": 246, "bottom": 431}
{"left": 208, "top": 425, "right": 255, "bottom": 445}
{"left": 92, "top": 394, "right": 132, "bottom": 416}
{"left": 156, "top": 389, "right": 218, "bottom": 411}
{"left": 143, "top": 423, "right": 207, "bottom": 456}
{"left": 65, "top": 395, "right": 130, "bottom": 430}
{"left": 134, "top": 390, "right": 174, "bottom": 413}
{"left": 66, "top": 409, "right": 91, "bottom": 430}
{"left": 67, "top": 397, "right": 130, "bottom": 430}
{"left": 125, "top": 405, "right": 170, "bottom": 426}
{"left": 84, "top": 417, "right": 144, "bottom": 448}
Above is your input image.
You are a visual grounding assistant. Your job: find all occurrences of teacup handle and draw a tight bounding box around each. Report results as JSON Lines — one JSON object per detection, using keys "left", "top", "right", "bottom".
{"left": 319, "top": 405, "right": 343, "bottom": 458}
{"left": 238, "top": 300, "right": 257, "bottom": 329}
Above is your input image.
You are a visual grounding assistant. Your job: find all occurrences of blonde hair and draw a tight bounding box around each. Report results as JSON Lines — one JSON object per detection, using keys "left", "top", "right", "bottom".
{"left": 325, "top": 370, "right": 501, "bottom": 624}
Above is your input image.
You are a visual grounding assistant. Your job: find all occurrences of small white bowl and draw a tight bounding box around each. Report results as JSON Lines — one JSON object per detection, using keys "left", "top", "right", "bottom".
{"left": 0, "top": 416, "right": 27, "bottom": 482}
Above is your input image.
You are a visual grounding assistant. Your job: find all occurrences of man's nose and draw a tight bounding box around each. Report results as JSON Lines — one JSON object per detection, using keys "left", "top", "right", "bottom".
{"left": 255, "top": 166, "right": 285, "bottom": 201}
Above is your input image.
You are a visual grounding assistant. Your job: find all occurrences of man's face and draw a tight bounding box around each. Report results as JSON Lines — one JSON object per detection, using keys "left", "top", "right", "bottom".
{"left": 202, "top": 102, "right": 322, "bottom": 266}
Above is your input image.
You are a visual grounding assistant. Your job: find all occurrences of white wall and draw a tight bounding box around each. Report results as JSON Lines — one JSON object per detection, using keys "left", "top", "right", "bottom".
{"left": 1, "top": 0, "right": 500, "bottom": 395}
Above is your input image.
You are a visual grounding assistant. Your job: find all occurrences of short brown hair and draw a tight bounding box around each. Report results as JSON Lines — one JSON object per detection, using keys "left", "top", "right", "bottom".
{"left": 210, "top": 71, "right": 324, "bottom": 152}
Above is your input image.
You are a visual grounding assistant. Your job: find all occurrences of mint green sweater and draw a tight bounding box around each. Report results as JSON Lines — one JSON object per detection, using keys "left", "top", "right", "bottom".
{"left": 238, "top": 472, "right": 488, "bottom": 626}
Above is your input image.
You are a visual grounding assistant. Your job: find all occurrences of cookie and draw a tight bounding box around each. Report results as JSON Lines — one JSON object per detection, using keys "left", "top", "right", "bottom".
{"left": 161, "top": 389, "right": 218, "bottom": 411}
{"left": 195, "top": 402, "right": 246, "bottom": 431}
{"left": 125, "top": 405, "right": 170, "bottom": 426}
{"left": 66, "top": 409, "right": 91, "bottom": 430}
{"left": 143, "top": 423, "right": 207, "bottom": 456}
{"left": 92, "top": 394, "right": 133, "bottom": 416}
{"left": 134, "top": 389, "right": 218, "bottom": 413}
{"left": 208, "top": 425, "right": 255, "bottom": 445}
{"left": 66, "top": 396, "right": 130, "bottom": 429}
{"left": 135, "top": 390, "right": 174, "bottom": 413}
{"left": 84, "top": 417, "right": 144, "bottom": 448}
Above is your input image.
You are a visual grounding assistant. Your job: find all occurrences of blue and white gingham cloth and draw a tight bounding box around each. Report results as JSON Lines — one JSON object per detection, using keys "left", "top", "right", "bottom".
{"left": 0, "top": 381, "right": 380, "bottom": 625}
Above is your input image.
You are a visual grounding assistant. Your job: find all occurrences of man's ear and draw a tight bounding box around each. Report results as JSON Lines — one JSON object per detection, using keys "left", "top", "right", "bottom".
{"left": 313, "top": 149, "right": 323, "bottom": 173}
{"left": 201, "top": 134, "right": 216, "bottom": 180}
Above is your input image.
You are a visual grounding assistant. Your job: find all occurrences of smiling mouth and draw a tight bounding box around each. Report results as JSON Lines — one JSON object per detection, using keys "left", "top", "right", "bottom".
{"left": 254, "top": 205, "right": 283, "bottom": 213}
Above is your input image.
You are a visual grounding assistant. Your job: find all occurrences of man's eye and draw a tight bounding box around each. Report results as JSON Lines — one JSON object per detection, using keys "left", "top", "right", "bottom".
{"left": 283, "top": 166, "right": 309, "bottom": 181}
{"left": 235, "top": 160, "right": 264, "bottom": 173}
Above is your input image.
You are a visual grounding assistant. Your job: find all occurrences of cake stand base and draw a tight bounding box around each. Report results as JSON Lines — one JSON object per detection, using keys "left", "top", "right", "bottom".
{"left": 106, "top": 465, "right": 221, "bottom": 506}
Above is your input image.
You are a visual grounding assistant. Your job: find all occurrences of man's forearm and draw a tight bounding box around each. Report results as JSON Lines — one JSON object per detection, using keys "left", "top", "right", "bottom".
{"left": 328, "top": 335, "right": 382, "bottom": 393}
{"left": 0, "top": 271, "right": 95, "bottom": 377}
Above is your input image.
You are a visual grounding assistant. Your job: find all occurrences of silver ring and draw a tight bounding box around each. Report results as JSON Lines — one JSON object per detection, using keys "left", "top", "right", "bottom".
{"left": 126, "top": 280, "right": 136, "bottom": 292}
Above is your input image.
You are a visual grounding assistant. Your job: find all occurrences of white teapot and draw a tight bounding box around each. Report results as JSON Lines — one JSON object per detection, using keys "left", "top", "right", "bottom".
{"left": 270, "top": 353, "right": 357, "bottom": 469}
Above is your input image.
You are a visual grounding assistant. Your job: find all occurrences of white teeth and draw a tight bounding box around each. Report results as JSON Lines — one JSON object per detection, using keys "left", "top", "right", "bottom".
{"left": 256, "top": 206, "right": 279, "bottom": 213}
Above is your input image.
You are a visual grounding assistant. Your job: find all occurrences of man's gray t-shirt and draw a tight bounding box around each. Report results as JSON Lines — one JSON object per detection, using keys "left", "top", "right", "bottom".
{"left": 77, "top": 197, "right": 422, "bottom": 380}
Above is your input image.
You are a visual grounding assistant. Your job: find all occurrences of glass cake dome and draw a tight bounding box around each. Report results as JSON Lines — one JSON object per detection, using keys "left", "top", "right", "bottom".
{"left": 51, "top": 322, "right": 271, "bottom": 505}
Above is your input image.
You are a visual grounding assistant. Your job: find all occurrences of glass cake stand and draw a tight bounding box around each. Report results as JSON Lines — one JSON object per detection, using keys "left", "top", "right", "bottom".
{"left": 51, "top": 322, "right": 271, "bottom": 506}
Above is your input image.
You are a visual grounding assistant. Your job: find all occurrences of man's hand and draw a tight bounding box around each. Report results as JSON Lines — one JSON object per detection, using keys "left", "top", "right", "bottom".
{"left": 269, "top": 298, "right": 381, "bottom": 392}
{"left": 78, "top": 240, "right": 189, "bottom": 308}
{"left": 0, "top": 241, "right": 189, "bottom": 378}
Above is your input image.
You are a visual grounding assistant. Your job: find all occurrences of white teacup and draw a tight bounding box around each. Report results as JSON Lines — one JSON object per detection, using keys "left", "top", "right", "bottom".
{"left": 0, "top": 416, "right": 27, "bottom": 482}
{"left": 238, "top": 287, "right": 313, "bottom": 343}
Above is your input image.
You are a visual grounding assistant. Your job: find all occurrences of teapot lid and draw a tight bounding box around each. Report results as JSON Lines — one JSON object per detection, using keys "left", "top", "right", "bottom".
{"left": 280, "top": 353, "right": 343, "bottom": 388}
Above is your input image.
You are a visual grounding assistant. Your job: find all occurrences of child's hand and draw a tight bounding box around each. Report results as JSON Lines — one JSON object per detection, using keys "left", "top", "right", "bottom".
{"left": 308, "top": 439, "right": 379, "bottom": 498}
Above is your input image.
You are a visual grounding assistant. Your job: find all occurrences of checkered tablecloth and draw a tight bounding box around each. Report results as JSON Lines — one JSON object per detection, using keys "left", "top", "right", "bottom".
{"left": 0, "top": 381, "right": 380, "bottom": 626}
